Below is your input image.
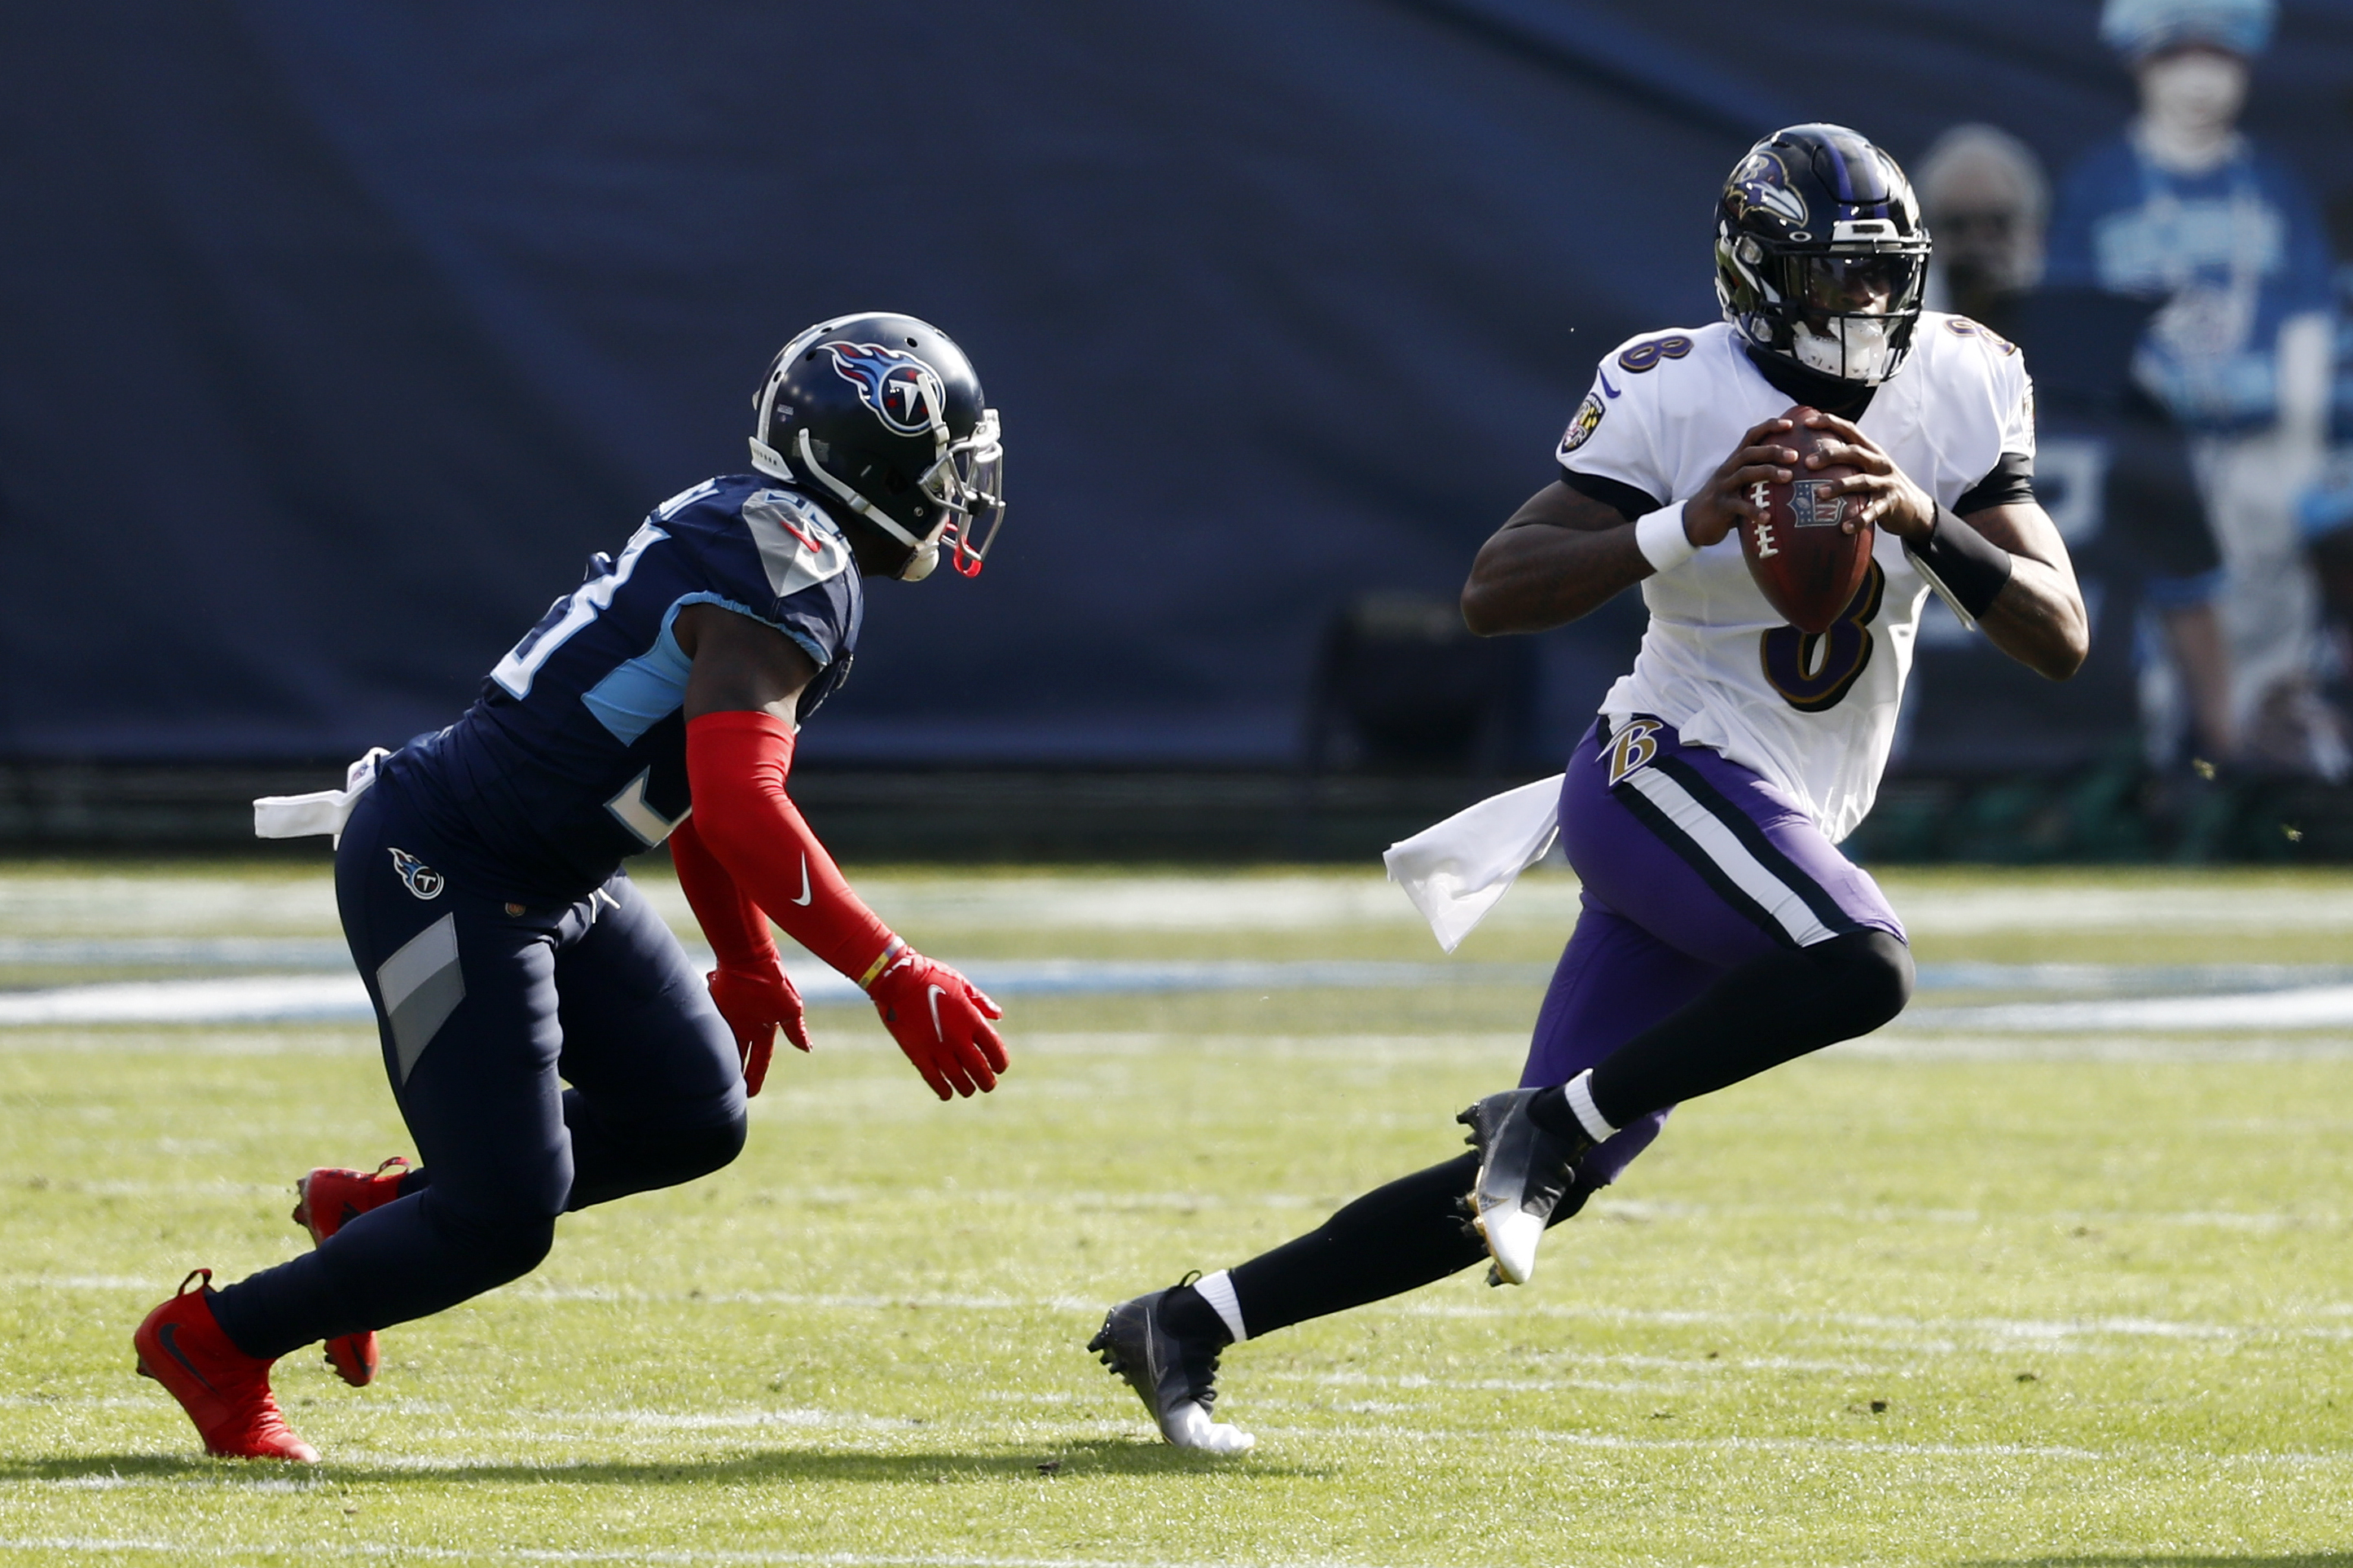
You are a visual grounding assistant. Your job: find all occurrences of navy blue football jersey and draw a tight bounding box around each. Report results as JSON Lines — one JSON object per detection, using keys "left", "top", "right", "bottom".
{"left": 380, "top": 475, "right": 863, "bottom": 900}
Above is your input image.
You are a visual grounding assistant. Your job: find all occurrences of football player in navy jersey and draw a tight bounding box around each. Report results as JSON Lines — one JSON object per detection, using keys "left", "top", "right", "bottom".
{"left": 132, "top": 314, "right": 1009, "bottom": 1462}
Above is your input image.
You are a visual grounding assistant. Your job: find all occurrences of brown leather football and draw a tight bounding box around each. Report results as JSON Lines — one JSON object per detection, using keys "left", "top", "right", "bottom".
{"left": 1739, "top": 406, "right": 1872, "bottom": 635}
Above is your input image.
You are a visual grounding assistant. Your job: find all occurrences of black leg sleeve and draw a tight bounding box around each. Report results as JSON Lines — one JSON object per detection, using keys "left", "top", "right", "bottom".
{"left": 1586, "top": 928, "right": 1912, "bottom": 1128}
{"left": 1225, "top": 1152, "right": 1591, "bottom": 1339}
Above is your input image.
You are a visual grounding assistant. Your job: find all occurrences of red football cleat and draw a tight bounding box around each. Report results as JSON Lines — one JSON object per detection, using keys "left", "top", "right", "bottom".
{"left": 133, "top": 1269, "right": 319, "bottom": 1462}
{"left": 292, "top": 1157, "right": 409, "bottom": 1386}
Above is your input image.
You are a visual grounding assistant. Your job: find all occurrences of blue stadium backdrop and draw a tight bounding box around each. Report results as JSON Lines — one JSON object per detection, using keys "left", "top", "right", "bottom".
{"left": 3, "top": 1, "right": 2351, "bottom": 767}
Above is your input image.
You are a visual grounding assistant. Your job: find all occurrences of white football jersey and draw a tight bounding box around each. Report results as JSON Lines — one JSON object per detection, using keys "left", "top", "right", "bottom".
{"left": 1556, "top": 315, "right": 2034, "bottom": 843}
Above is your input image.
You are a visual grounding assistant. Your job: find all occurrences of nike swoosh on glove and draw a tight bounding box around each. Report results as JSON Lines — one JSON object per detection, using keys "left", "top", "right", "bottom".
{"left": 868, "top": 951, "right": 1007, "bottom": 1100}
{"left": 707, "top": 963, "right": 811, "bottom": 1096}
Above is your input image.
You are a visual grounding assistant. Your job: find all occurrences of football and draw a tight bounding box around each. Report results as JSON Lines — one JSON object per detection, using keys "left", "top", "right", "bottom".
{"left": 1739, "top": 406, "right": 1872, "bottom": 635}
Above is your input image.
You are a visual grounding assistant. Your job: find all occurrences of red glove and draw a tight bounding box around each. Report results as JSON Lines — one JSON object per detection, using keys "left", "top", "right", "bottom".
{"left": 669, "top": 811, "right": 810, "bottom": 1096}
{"left": 706, "top": 962, "right": 809, "bottom": 1095}
{"left": 866, "top": 946, "right": 1007, "bottom": 1100}
{"left": 684, "top": 710, "right": 1013, "bottom": 1103}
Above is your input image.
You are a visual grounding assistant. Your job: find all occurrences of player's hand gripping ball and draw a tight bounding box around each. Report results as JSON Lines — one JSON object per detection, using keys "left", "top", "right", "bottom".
{"left": 868, "top": 950, "right": 1008, "bottom": 1101}
{"left": 707, "top": 961, "right": 811, "bottom": 1097}
{"left": 1739, "top": 406, "right": 1872, "bottom": 635}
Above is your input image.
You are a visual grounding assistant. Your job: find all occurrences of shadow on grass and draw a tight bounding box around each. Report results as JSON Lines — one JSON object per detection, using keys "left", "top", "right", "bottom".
{"left": 1964, "top": 1558, "right": 2353, "bottom": 1567}
{"left": 2, "top": 1438, "right": 1323, "bottom": 1487}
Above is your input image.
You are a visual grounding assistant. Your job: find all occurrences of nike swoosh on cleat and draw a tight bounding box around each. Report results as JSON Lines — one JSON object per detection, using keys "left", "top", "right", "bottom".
{"left": 156, "top": 1323, "right": 216, "bottom": 1393}
{"left": 926, "top": 985, "right": 947, "bottom": 1040}
{"left": 793, "top": 854, "right": 812, "bottom": 907}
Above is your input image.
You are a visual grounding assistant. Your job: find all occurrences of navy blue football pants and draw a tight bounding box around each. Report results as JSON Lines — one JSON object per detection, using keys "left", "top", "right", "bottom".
{"left": 209, "top": 780, "right": 748, "bottom": 1362}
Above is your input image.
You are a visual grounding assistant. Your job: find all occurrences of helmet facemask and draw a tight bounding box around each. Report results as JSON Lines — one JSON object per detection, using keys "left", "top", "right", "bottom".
{"left": 923, "top": 408, "right": 1005, "bottom": 578}
{"left": 1781, "top": 252, "right": 1924, "bottom": 384}
{"left": 790, "top": 406, "right": 1004, "bottom": 580}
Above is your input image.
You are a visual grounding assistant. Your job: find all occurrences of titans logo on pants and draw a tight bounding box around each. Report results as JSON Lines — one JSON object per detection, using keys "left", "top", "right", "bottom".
{"left": 389, "top": 847, "right": 445, "bottom": 900}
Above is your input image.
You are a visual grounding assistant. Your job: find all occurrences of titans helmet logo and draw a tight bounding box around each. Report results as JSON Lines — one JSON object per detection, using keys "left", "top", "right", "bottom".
{"left": 825, "top": 341, "right": 946, "bottom": 438}
{"left": 1729, "top": 149, "right": 1808, "bottom": 228}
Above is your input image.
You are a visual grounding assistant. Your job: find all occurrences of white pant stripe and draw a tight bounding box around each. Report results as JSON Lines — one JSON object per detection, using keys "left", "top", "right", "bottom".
{"left": 1620, "top": 766, "right": 1839, "bottom": 947}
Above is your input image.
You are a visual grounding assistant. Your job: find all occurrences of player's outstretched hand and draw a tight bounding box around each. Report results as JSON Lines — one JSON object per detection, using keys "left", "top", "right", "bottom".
{"left": 1684, "top": 415, "right": 1798, "bottom": 547}
{"left": 707, "top": 961, "right": 811, "bottom": 1097}
{"left": 1795, "top": 410, "right": 1936, "bottom": 539}
{"left": 868, "top": 951, "right": 1008, "bottom": 1100}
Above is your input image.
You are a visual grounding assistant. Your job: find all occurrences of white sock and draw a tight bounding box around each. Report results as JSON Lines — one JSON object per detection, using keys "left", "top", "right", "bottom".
{"left": 1564, "top": 1069, "right": 1619, "bottom": 1142}
{"left": 1192, "top": 1268, "right": 1248, "bottom": 1344}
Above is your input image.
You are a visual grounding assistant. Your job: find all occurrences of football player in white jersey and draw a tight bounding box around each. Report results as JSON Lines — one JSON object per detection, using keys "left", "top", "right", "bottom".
{"left": 1086, "top": 124, "right": 2088, "bottom": 1454}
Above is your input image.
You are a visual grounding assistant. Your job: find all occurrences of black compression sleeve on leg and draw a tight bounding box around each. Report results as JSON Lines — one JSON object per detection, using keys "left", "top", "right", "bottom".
{"left": 1586, "top": 929, "right": 1913, "bottom": 1129}
{"left": 1227, "top": 1155, "right": 1486, "bottom": 1337}
{"left": 1226, "top": 1153, "right": 1594, "bottom": 1337}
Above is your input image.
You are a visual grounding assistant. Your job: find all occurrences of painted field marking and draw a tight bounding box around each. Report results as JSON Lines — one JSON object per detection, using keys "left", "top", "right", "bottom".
{"left": 0, "top": 1541, "right": 1333, "bottom": 1568}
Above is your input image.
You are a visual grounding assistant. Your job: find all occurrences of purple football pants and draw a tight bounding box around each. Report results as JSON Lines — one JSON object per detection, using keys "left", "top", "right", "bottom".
{"left": 1528, "top": 717, "right": 1904, "bottom": 1188}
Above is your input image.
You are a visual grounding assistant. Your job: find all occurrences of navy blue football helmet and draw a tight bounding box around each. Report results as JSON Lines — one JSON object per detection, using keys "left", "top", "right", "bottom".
{"left": 1714, "top": 125, "right": 1933, "bottom": 386}
{"left": 750, "top": 313, "right": 1005, "bottom": 579}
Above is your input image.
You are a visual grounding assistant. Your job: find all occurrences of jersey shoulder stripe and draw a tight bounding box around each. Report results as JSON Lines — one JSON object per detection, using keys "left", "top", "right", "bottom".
{"left": 741, "top": 487, "right": 855, "bottom": 599}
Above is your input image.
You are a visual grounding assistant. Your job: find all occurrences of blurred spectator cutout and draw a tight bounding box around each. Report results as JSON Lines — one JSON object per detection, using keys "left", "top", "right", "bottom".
{"left": 2299, "top": 194, "right": 2353, "bottom": 728}
{"left": 1913, "top": 124, "right": 2234, "bottom": 773}
{"left": 2047, "top": 0, "right": 2342, "bottom": 776}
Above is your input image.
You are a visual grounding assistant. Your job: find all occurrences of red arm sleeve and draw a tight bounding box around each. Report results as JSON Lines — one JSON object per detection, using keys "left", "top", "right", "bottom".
{"left": 684, "top": 709, "right": 902, "bottom": 986}
{"left": 666, "top": 813, "right": 777, "bottom": 972}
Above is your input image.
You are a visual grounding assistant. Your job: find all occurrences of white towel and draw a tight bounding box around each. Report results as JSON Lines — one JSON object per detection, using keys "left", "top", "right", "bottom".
{"left": 253, "top": 748, "right": 389, "bottom": 845}
{"left": 1383, "top": 773, "right": 1564, "bottom": 953}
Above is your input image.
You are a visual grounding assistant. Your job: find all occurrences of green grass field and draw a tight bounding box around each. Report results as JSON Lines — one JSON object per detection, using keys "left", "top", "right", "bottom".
{"left": 0, "top": 860, "right": 2349, "bottom": 1566}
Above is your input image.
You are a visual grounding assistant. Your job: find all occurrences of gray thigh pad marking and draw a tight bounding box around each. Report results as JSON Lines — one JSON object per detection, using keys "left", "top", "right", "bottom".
{"left": 376, "top": 913, "right": 463, "bottom": 1083}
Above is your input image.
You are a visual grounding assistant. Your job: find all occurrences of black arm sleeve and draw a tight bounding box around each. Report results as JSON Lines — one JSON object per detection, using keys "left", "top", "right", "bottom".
{"left": 1955, "top": 450, "right": 2035, "bottom": 515}
{"left": 1559, "top": 467, "right": 1665, "bottom": 524}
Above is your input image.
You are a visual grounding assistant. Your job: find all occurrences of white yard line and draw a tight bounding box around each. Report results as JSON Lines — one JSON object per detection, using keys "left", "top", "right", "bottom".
{"left": 14, "top": 1277, "right": 2336, "bottom": 1352}
{"left": 1402, "top": 1299, "right": 2353, "bottom": 1346}
{"left": 0, "top": 1541, "right": 1330, "bottom": 1568}
{"left": 11, "top": 868, "right": 2353, "bottom": 942}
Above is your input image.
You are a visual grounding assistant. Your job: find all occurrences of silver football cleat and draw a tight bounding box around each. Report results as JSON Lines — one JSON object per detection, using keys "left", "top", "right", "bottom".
{"left": 1458, "top": 1088, "right": 1590, "bottom": 1285}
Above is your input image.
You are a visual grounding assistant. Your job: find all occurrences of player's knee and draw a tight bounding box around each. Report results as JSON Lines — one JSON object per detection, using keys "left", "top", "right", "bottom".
{"left": 426, "top": 1202, "right": 556, "bottom": 1288}
{"left": 477, "top": 1218, "right": 556, "bottom": 1284}
{"left": 1797, "top": 930, "right": 1911, "bottom": 1043}
{"left": 1805, "top": 929, "right": 1914, "bottom": 1035}
{"left": 675, "top": 1108, "right": 748, "bottom": 1183}
{"left": 629, "top": 1106, "right": 748, "bottom": 1188}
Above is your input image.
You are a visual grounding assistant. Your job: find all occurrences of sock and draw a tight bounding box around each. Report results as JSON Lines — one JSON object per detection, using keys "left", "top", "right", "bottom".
{"left": 1586, "top": 929, "right": 1913, "bottom": 1127}
{"left": 1191, "top": 1268, "right": 1248, "bottom": 1343}
{"left": 1158, "top": 1279, "right": 1236, "bottom": 1347}
{"left": 1528, "top": 1070, "right": 1616, "bottom": 1144}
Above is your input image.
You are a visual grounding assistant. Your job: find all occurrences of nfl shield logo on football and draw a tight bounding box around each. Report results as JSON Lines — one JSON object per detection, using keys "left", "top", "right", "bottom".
{"left": 1789, "top": 479, "right": 1846, "bottom": 528}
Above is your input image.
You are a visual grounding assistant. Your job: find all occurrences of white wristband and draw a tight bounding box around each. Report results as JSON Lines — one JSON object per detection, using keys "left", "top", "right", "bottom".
{"left": 1634, "top": 501, "right": 1696, "bottom": 574}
